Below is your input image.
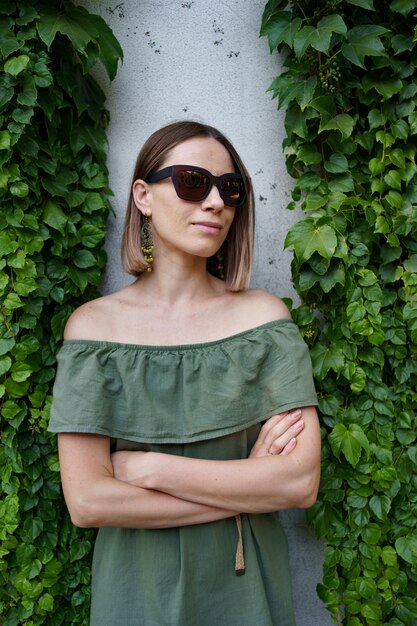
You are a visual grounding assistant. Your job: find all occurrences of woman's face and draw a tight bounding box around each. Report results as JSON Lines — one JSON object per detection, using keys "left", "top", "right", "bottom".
{"left": 134, "top": 137, "right": 237, "bottom": 264}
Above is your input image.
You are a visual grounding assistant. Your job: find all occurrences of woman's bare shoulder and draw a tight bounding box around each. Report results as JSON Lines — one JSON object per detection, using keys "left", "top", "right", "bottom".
{"left": 229, "top": 289, "right": 292, "bottom": 329}
{"left": 243, "top": 289, "right": 291, "bottom": 315}
{"left": 64, "top": 297, "right": 111, "bottom": 341}
{"left": 64, "top": 288, "right": 132, "bottom": 341}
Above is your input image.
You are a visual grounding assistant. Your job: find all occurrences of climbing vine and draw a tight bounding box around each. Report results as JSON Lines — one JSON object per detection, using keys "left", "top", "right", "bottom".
{"left": 0, "top": 1, "right": 122, "bottom": 623}
{"left": 261, "top": 1, "right": 417, "bottom": 624}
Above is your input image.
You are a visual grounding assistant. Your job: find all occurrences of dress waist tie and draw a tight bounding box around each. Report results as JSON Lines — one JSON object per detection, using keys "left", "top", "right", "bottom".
{"left": 234, "top": 514, "right": 245, "bottom": 575}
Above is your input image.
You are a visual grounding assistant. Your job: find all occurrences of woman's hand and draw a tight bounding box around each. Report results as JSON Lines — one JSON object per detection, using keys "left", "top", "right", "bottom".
{"left": 249, "top": 409, "right": 304, "bottom": 458}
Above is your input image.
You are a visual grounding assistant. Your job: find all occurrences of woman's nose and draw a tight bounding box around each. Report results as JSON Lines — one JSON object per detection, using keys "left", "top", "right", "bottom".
{"left": 201, "top": 184, "right": 224, "bottom": 211}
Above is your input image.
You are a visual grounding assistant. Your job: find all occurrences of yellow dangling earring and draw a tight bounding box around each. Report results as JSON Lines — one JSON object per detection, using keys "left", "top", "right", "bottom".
{"left": 141, "top": 214, "right": 154, "bottom": 272}
{"left": 216, "top": 250, "right": 225, "bottom": 280}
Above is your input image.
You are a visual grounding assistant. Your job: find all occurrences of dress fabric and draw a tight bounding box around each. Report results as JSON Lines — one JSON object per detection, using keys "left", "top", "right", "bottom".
{"left": 48, "top": 319, "right": 318, "bottom": 626}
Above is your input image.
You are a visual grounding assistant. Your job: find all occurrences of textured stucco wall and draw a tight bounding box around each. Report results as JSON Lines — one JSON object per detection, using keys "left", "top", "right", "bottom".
{"left": 81, "top": 1, "right": 332, "bottom": 624}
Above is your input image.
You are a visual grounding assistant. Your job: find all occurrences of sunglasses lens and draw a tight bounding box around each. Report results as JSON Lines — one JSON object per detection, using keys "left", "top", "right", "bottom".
{"left": 176, "top": 170, "right": 210, "bottom": 201}
{"left": 221, "top": 178, "right": 245, "bottom": 207}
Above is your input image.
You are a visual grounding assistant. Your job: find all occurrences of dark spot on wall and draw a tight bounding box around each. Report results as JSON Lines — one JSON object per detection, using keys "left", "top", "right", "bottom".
{"left": 212, "top": 20, "right": 225, "bottom": 35}
{"left": 106, "top": 3, "right": 125, "bottom": 18}
{"left": 214, "top": 39, "right": 223, "bottom": 46}
{"left": 270, "top": 183, "right": 277, "bottom": 190}
{"left": 255, "top": 169, "right": 264, "bottom": 175}
{"left": 183, "top": 106, "right": 189, "bottom": 112}
{"left": 145, "top": 31, "right": 161, "bottom": 54}
{"left": 181, "top": 1, "right": 194, "bottom": 7}
{"left": 268, "top": 258, "right": 275, "bottom": 265}
{"left": 227, "top": 51, "right": 240, "bottom": 58}
{"left": 126, "top": 25, "right": 139, "bottom": 38}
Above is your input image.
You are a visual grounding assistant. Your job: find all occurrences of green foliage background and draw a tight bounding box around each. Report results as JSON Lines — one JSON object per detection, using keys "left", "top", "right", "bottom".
{"left": 0, "top": 1, "right": 122, "bottom": 623}
{"left": 261, "top": 0, "right": 417, "bottom": 624}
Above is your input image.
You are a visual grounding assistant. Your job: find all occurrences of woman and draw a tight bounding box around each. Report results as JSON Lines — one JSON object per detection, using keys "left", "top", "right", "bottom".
{"left": 49, "top": 120, "right": 321, "bottom": 625}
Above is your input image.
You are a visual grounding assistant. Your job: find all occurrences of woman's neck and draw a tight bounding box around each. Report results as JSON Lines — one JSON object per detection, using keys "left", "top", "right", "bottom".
{"left": 134, "top": 256, "right": 224, "bottom": 309}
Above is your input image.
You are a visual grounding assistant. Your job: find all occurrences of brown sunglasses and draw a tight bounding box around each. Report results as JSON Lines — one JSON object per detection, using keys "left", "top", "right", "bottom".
{"left": 145, "top": 164, "right": 246, "bottom": 207}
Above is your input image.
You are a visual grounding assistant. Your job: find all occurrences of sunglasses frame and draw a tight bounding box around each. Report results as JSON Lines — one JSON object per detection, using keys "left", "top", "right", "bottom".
{"left": 145, "top": 164, "right": 246, "bottom": 207}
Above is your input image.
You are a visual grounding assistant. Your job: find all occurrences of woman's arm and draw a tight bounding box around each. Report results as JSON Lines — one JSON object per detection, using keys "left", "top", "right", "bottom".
{"left": 58, "top": 408, "right": 306, "bottom": 529}
{"left": 112, "top": 406, "right": 321, "bottom": 514}
{"left": 58, "top": 433, "right": 238, "bottom": 529}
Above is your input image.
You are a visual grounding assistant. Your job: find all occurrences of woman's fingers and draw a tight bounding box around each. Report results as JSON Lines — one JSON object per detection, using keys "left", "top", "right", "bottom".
{"left": 249, "top": 409, "right": 304, "bottom": 458}
{"left": 279, "top": 437, "right": 298, "bottom": 456}
{"left": 267, "top": 417, "right": 304, "bottom": 455}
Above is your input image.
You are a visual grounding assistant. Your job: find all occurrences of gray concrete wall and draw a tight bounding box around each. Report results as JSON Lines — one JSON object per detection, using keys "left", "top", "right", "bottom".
{"left": 82, "top": 2, "right": 332, "bottom": 624}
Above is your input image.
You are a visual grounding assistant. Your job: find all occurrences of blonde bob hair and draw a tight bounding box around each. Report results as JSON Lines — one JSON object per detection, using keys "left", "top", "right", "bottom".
{"left": 121, "top": 120, "right": 255, "bottom": 291}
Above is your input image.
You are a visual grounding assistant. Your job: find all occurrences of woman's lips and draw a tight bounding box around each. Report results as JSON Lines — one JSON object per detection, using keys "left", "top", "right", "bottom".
{"left": 192, "top": 222, "right": 222, "bottom": 234}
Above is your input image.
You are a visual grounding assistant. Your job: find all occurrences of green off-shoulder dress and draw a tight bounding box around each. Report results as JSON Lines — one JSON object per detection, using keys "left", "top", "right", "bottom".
{"left": 49, "top": 319, "right": 317, "bottom": 626}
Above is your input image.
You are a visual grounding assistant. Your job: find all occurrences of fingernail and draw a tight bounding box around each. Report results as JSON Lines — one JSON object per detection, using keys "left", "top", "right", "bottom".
{"left": 294, "top": 419, "right": 304, "bottom": 431}
{"left": 292, "top": 409, "right": 302, "bottom": 418}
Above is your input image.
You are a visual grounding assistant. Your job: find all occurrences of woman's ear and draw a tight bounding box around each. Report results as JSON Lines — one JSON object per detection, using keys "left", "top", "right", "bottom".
{"left": 132, "top": 179, "right": 151, "bottom": 216}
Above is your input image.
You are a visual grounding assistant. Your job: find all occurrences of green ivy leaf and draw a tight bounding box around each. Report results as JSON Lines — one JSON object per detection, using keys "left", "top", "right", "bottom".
{"left": 10, "top": 181, "right": 29, "bottom": 197}
{"left": 369, "top": 494, "right": 391, "bottom": 520}
{"left": 363, "top": 73, "right": 403, "bottom": 99}
{"left": 319, "top": 263, "right": 346, "bottom": 292}
{"left": 0, "top": 130, "right": 11, "bottom": 150}
{"left": 85, "top": 192, "right": 105, "bottom": 212}
{"left": 395, "top": 533, "right": 417, "bottom": 564}
{"left": 259, "top": 11, "right": 302, "bottom": 51}
{"left": 79, "top": 224, "right": 105, "bottom": 248}
{"left": 296, "top": 144, "right": 322, "bottom": 165}
{"left": 0, "top": 231, "right": 18, "bottom": 255}
{"left": 0, "top": 355, "right": 12, "bottom": 376}
{"left": 383, "top": 169, "right": 401, "bottom": 190}
{"left": 0, "top": 28, "right": 23, "bottom": 57}
{"left": 38, "top": 593, "right": 54, "bottom": 612}
{"left": 46, "top": 258, "right": 67, "bottom": 280}
{"left": 381, "top": 546, "right": 397, "bottom": 566}
{"left": 362, "top": 524, "right": 381, "bottom": 545}
{"left": 368, "top": 108, "right": 386, "bottom": 129}
{"left": 341, "top": 25, "right": 388, "bottom": 68}
{"left": 294, "top": 15, "right": 347, "bottom": 57}
{"left": 285, "top": 218, "right": 337, "bottom": 262}
{"left": 324, "top": 154, "right": 349, "bottom": 173}
{"left": 11, "top": 361, "right": 33, "bottom": 383}
{"left": 66, "top": 4, "right": 123, "bottom": 80}
{"left": 319, "top": 114, "right": 355, "bottom": 139}
{"left": 42, "top": 200, "right": 67, "bottom": 232}
{"left": 350, "top": 366, "right": 366, "bottom": 393}
{"left": 268, "top": 73, "right": 317, "bottom": 110}
{"left": 37, "top": 8, "right": 92, "bottom": 52}
{"left": 329, "top": 423, "right": 370, "bottom": 466}
{"left": 357, "top": 576, "right": 377, "bottom": 599}
{"left": 4, "top": 54, "right": 30, "bottom": 76}
{"left": 346, "top": 0, "right": 375, "bottom": 8}
{"left": 385, "top": 190, "right": 403, "bottom": 208}
{"left": 391, "top": 0, "right": 417, "bottom": 16}
{"left": 361, "top": 602, "right": 382, "bottom": 622}
{"left": 310, "top": 342, "right": 345, "bottom": 378}
{"left": 74, "top": 249, "right": 96, "bottom": 269}
{"left": 68, "top": 266, "right": 100, "bottom": 292}
{"left": 328, "top": 173, "right": 354, "bottom": 193}
{"left": 391, "top": 119, "right": 409, "bottom": 139}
